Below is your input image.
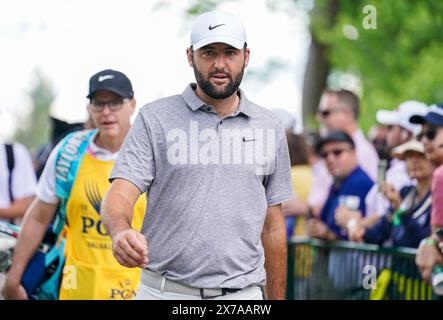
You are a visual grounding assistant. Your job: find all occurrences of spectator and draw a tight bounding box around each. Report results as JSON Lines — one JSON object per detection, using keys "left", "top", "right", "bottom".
{"left": 336, "top": 101, "right": 428, "bottom": 233}
{"left": 283, "top": 131, "right": 313, "bottom": 237}
{"left": 0, "top": 140, "right": 36, "bottom": 223}
{"left": 317, "top": 89, "right": 379, "bottom": 180}
{"left": 307, "top": 131, "right": 373, "bottom": 293}
{"left": 351, "top": 140, "right": 434, "bottom": 248}
{"left": 0, "top": 137, "right": 37, "bottom": 299}
{"left": 307, "top": 131, "right": 373, "bottom": 241}
{"left": 311, "top": 89, "right": 379, "bottom": 213}
{"left": 412, "top": 104, "right": 443, "bottom": 282}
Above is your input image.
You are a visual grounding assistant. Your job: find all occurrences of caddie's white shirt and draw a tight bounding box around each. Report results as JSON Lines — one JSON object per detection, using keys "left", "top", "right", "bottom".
{"left": 36, "top": 132, "right": 118, "bottom": 205}
{"left": 0, "top": 141, "right": 37, "bottom": 223}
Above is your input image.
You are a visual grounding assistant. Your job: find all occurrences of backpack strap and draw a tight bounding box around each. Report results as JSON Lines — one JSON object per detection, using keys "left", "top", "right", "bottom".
{"left": 5, "top": 144, "right": 15, "bottom": 203}
{"left": 52, "top": 129, "right": 97, "bottom": 236}
{"left": 30, "top": 129, "right": 96, "bottom": 300}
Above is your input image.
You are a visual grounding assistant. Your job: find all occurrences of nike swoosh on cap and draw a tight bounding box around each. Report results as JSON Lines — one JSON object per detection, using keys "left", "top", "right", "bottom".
{"left": 98, "top": 75, "right": 114, "bottom": 82}
{"left": 208, "top": 24, "right": 225, "bottom": 30}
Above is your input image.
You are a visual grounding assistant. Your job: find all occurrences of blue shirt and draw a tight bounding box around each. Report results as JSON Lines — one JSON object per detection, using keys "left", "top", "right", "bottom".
{"left": 363, "top": 185, "right": 432, "bottom": 248}
{"left": 320, "top": 166, "right": 374, "bottom": 239}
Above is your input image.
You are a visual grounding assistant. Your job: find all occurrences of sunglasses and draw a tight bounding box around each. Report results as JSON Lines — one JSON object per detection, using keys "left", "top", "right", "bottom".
{"left": 320, "top": 148, "right": 348, "bottom": 159}
{"left": 318, "top": 110, "right": 332, "bottom": 118}
{"left": 417, "top": 129, "right": 437, "bottom": 141}
{"left": 318, "top": 108, "right": 344, "bottom": 118}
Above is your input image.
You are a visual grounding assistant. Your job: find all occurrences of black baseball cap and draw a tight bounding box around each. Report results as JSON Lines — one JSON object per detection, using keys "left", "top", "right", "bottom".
{"left": 316, "top": 131, "right": 355, "bottom": 153}
{"left": 410, "top": 104, "right": 443, "bottom": 127}
{"left": 87, "top": 69, "right": 134, "bottom": 99}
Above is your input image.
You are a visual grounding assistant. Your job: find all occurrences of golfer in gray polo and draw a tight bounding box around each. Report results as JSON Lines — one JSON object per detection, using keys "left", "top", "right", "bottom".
{"left": 102, "top": 11, "right": 293, "bottom": 300}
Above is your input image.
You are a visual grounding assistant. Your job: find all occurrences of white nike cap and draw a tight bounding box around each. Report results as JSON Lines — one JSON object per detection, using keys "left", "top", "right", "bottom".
{"left": 376, "top": 100, "right": 428, "bottom": 135}
{"left": 190, "top": 11, "right": 247, "bottom": 50}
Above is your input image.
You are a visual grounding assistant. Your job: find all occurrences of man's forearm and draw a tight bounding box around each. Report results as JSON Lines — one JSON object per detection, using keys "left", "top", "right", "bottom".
{"left": 261, "top": 208, "right": 287, "bottom": 300}
{"left": 102, "top": 188, "right": 135, "bottom": 239}
{"left": 361, "top": 214, "right": 381, "bottom": 228}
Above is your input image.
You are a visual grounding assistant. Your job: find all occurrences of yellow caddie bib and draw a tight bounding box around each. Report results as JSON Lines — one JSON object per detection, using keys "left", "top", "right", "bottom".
{"left": 58, "top": 152, "right": 146, "bottom": 300}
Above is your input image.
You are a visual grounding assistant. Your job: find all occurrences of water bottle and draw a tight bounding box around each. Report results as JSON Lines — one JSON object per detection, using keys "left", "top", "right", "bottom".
{"left": 377, "top": 159, "right": 388, "bottom": 191}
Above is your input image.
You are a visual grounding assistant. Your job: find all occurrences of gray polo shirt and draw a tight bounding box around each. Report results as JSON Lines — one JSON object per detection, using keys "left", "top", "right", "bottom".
{"left": 110, "top": 84, "right": 292, "bottom": 289}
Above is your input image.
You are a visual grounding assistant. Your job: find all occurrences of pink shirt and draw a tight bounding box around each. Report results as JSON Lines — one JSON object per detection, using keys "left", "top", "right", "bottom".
{"left": 431, "top": 164, "right": 443, "bottom": 227}
{"left": 352, "top": 129, "right": 379, "bottom": 181}
{"left": 307, "top": 160, "right": 333, "bottom": 208}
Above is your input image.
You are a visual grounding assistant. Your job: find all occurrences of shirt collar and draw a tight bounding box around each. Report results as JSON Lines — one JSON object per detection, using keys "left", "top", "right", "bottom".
{"left": 87, "top": 131, "right": 119, "bottom": 161}
{"left": 182, "top": 83, "right": 256, "bottom": 118}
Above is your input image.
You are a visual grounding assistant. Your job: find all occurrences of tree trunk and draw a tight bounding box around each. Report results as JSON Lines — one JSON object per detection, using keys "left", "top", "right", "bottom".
{"left": 301, "top": 37, "right": 329, "bottom": 129}
{"left": 301, "top": 0, "right": 339, "bottom": 130}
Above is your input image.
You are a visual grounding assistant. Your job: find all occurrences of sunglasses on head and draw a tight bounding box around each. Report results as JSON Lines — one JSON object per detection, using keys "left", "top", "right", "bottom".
{"left": 417, "top": 128, "right": 437, "bottom": 141}
{"left": 320, "top": 148, "right": 347, "bottom": 159}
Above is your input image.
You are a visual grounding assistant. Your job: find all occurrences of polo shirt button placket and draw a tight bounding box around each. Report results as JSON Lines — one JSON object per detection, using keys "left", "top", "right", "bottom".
{"left": 217, "top": 119, "right": 224, "bottom": 134}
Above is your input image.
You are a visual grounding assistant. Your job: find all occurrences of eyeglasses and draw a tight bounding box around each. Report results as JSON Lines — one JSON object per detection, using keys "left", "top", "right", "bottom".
{"left": 89, "top": 99, "right": 129, "bottom": 112}
{"left": 417, "top": 129, "right": 437, "bottom": 141}
{"left": 320, "top": 148, "right": 349, "bottom": 159}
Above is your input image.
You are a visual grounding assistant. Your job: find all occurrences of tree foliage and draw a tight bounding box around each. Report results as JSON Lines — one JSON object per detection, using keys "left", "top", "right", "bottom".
{"left": 14, "top": 69, "right": 54, "bottom": 151}
{"left": 183, "top": 0, "right": 443, "bottom": 132}
{"left": 186, "top": 0, "right": 221, "bottom": 15}
{"left": 310, "top": 0, "right": 443, "bottom": 131}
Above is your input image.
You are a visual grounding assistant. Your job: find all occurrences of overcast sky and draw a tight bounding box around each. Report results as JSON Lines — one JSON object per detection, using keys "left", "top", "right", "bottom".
{"left": 0, "top": 0, "right": 311, "bottom": 140}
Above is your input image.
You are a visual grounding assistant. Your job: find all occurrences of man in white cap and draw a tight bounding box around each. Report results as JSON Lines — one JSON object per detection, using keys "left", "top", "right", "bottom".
{"left": 102, "top": 11, "right": 293, "bottom": 300}
{"left": 335, "top": 100, "right": 428, "bottom": 236}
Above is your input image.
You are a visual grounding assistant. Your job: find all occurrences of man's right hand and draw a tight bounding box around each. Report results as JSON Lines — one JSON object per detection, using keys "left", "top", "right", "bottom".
{"left": 111, "top": 229, "right": 148, "bottom": 268}
{"left": 3, "top": 278, "right": 28, "bottom": 300}
{"left": 416, "top": 240, "right": 443, "bottom": 282}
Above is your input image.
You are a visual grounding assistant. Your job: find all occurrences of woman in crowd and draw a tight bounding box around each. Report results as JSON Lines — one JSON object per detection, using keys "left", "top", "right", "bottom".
{"left": 350, "top": 140, "right": 434, "bottom": 248}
